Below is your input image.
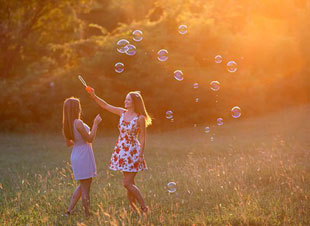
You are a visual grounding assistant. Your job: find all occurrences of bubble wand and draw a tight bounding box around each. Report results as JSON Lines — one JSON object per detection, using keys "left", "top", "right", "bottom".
{"left": 78, "top": 75, "right": 92, "bottom": 93}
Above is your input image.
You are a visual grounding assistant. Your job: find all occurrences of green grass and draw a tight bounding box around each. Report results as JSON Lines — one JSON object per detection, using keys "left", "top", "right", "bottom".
{"left": 0, "top": 106, "right": 309, "bottom": 225}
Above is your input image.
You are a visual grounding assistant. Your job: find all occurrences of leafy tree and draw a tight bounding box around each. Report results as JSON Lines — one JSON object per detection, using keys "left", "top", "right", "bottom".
{"left": 0, "top": 0, "right": 93, "bottom": 77}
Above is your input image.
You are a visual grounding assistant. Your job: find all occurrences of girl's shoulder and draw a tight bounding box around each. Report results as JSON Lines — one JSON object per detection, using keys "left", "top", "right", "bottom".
{"left": 120, "top": 110, "right": 127, "bottom": 118}
{"left": 74, "top": 119, "right": 84, "bottom": 127}
{"left": 74, "top": 119, "right": 90, "bottom": 130}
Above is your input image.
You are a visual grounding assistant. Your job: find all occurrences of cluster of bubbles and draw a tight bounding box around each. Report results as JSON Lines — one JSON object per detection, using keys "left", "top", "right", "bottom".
{"left": 215, "top": 55, "right": 239, "bottom": 73}
{"left": 114, "top": 26, "right": 242, "bottom": 193}
{"left": 162, "top": 34, "right": 241, "bottom": 138}
{"left": 115, "top": 30, "right": 144, "bottom": 73}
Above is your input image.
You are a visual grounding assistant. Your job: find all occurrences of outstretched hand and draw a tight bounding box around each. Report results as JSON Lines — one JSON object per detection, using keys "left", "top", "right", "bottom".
{"left": 86, "top": 86, "right": 95, "bottom": 97}
{"left": 94, "top": 114, "right": 102, "bottom": 126}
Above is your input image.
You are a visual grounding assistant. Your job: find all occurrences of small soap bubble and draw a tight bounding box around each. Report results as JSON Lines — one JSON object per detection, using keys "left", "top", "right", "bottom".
{"left": 204, "top": 127, "right": 210, "bottom": 133}
{"left": 215, "top": 55, "right": 223, "bottom": 64}
{"left": 166, "top": 110, "right": 173, "bottom": 120}
{"left": 157, "top": 49, "right": 168, "bottom": 61}
{"left": 167, "top": 182, "right": 177, "bottom": 193}
{"left": 217, "top": 118, "right": 224, "bottom": 126}
{"left": 132, "top": 30, "right": 143, "bottom": 42}
{"left": 115, "top": 62, "right": 124, "bottom": 73}
{"left": 125, "top": 44, "right": 136, "bottom": 56}
{"left": 231, "top": 106, "right": 241, "bottom": 118}
{"left": 227, "top": 61, "right": 238, "bottom": 73}
{"left": 174, "top": 70, "right": 184, "bottom": 81}
{"left": 178, "top": 25, "right": 188, "bottom": 35}
{"left": 117, "top": 39, "right": 129, "bottom": 53}
{"left": 210, "top": 81, "right": 220, "bottom": 91}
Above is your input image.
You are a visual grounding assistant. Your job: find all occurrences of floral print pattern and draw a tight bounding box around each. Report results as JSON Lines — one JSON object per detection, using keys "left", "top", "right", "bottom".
{"left": 109, "top": 112, "right": 147, "bottom": 172}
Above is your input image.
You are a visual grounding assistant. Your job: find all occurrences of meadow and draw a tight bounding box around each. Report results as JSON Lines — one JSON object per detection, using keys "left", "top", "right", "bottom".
{"left": 0, "top": 105, "right": 309, "bottom": 225}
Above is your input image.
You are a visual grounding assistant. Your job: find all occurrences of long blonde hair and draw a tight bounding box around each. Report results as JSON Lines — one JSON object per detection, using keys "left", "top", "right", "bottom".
{"left": 129, "top": 91, "right": 152, "bottom": 127}
{"left": 62, "top": 97, "right": 81, "bottom": 140}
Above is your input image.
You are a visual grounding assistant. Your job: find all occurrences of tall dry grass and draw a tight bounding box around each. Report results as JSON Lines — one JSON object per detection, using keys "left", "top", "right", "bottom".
{"left": 0, "top": 106, "right": 309, "bottom": 225}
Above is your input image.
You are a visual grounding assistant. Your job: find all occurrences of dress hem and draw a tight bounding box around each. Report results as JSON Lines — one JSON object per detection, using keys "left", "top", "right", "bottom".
{"left": 109, "top": 167, "right": 147, "bottom": 172}
{"left": 74, "top": 174, "right": 96, "bottom": 181}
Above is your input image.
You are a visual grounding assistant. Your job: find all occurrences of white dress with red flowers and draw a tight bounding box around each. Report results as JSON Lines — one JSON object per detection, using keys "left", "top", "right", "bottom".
{"left": 109, "top": 112, "right": 147, "bottom": 172}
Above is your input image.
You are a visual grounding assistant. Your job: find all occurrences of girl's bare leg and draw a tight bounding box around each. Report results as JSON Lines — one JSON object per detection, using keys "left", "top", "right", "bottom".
{"left": 123, "top": 172, "right": 147, "bottom": 212}
{"left": 127, "top": 181, "right": 137, "bottom": 211}
{"left": 80, "top": 178, "right": 92, "bottom": 216}
{"left": 67, "top": 185, "right": 81, "bottom": 214}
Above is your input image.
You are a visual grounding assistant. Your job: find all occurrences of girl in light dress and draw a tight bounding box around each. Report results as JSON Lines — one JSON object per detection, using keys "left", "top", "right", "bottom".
{"left": 62, "top": 97, "right": 102, "bottom": 217}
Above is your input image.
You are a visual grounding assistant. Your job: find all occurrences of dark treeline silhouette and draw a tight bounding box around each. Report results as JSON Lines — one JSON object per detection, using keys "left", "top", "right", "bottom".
{"left": 0, "top": 0, "right": 309, "bottom": 132}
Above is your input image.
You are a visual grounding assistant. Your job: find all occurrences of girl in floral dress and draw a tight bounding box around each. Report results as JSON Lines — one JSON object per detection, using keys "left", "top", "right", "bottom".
{"left": 87, "top": 89, "right": 151, "bottom": 213}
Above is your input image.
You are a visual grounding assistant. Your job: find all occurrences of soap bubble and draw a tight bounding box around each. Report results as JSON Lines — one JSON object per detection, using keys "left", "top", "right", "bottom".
{"left": 132, "top": 30, "right": 143, "bottom": 42}
{"left": 166, "top": 110, "right": 173, "bottom": 120}
{"left": 167, "top": 182, "right": 177, "bottom": 193}
{"left": 231, "top": 106, "right": 241, "bottom": 118}
{"left": 125, "top": 44, "right": 136, "bottom": 56}
{"left": 178, "top": 25, "right": 188, "bottom": 35}
{"left": 227, "top": 61, "right": 238, "bottom": 73}
{"left": 174, "top": 70, "right": 184, "bottom": 81}
{"left": 210, "top": 81, "right": 220, "bottom": 91}
{"left": 195, "top": 98, "right": 199, "bottom": 103}
{"left": 157, "top": 49, "right": 168, "bottom": 61}
{"left": 193, "top": 83, "right": 199, "bottom": 89}
{"left": 217, "top": 118, "right": 224, "bottom": 126}
{"left": 115, "top": 62, "right": 124, "bottom": 73}
{"left": 117, "top": 39, "right": 129, "bottom": 53}
{"left": 204, "top": 127, "right": 210, "bottom": 133}
{"left": 215, "top": 55, "right": 223, "bottom": 64}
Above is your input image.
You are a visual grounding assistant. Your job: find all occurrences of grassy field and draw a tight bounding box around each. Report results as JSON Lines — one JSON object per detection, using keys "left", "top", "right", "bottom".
{"left": 0, "top": 106, "right": 309, "bottom": 225}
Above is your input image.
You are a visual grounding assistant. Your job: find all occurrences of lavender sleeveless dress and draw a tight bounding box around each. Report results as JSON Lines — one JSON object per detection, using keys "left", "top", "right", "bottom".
{"left": 71, "top": 120, "right": 97, "bottom": 180}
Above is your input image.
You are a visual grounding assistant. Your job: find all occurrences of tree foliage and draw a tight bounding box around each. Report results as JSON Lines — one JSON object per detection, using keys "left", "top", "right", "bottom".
{"left": 0, "top": 0, "right": 309, "bottom": 132}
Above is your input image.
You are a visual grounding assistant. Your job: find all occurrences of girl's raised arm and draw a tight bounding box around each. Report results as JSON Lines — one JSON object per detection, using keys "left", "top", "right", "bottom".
{"left": 88, "top": 88, "right": 125, "bottom": 116}
{"left": 75, "top": 115, "right": 102, "bottom": 143}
